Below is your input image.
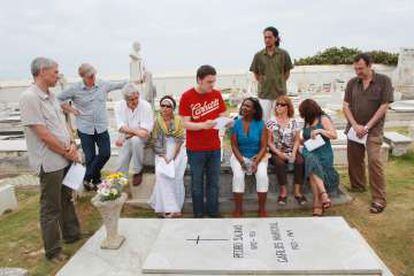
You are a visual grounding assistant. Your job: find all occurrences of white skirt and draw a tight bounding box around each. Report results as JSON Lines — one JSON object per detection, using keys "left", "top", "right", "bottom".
{"left": 149, "top": 137, "right": 187, "bottom": 213}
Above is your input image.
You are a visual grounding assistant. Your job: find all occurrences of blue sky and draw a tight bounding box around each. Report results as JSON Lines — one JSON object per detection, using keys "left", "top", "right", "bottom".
{"left": 0, "top": 0, "right": 413, "bottom": 80}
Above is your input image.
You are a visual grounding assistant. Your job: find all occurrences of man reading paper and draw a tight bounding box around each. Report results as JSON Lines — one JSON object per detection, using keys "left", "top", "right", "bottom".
{"left": 343, "top": 53, "right": 393, "bottom": 214}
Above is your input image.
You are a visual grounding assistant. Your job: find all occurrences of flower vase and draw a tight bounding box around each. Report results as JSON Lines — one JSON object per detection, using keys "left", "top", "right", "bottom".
{"left": 91, "top": 192, "right": 127, "bottom": 250}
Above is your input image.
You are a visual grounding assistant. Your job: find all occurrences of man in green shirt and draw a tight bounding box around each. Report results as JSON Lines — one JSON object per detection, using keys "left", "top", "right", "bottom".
{"left": 250, "top": 26, "right": 293, "bottom": 121}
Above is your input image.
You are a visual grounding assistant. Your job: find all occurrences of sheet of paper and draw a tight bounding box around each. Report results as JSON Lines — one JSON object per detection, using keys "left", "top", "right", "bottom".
{"left": 62, "top": 163, "right": 86, "bottom": 191}
{"left": 155, "top": 156, "right": 175, "bottom": 178}
{"left": 347, "top": 128, "right": 367, "bottom": 144}
{"left": 304, "top": 134, "right": 326, "bottom": 152}
{"left": 213, "top": 117, "right": 233, "bottom": 130}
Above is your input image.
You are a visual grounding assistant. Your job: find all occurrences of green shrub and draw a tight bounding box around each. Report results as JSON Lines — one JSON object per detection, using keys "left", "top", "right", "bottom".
{"left": 294, "top": 47, "right": 399, "bottom": 66}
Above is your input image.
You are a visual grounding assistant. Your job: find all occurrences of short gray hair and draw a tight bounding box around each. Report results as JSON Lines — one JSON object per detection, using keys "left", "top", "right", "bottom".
{"left": 31, "top": 57, "right": 58, "bottom": 77}
{"left": 78, "top": 63, "right": 97, "bottom": 78}
{"left": 122, "top": 83, "right": 140, "bottom": 100}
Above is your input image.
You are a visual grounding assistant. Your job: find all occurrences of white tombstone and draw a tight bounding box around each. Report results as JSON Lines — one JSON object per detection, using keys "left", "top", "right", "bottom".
{"left": 57, "top": 218, "right": 393, "bottom": 276}
{"left": 0, "top": 184, "right": 18, "bottom": 215}
{"left": 384, "top": 131, "right": 413, "bottom": 156}
{"left": 142, "top": 217, "right": 387, "bottom": 275}
{"left": 395, "top": 48, "right": 414, "bottom": 100}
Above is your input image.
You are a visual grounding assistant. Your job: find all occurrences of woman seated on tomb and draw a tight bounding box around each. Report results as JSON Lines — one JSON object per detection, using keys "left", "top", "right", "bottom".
{"left": 230, "top": 97, "right": 269, "bottom": 218}
{"left": 266, "top": 95, "right": 307, "bottom": 206}
{"left": 149, "top": 96, "right": 187, "bottom": 218}
{"left": 298, "top": 99, "right": 339, "bottom": 217}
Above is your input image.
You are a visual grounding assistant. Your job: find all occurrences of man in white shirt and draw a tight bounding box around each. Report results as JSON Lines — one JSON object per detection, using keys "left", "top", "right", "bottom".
{"left": 115, "top": 83, "right": 154, "bottom": 186}
{"left": 19, "top": 57, "right": 80, "bottom": 263}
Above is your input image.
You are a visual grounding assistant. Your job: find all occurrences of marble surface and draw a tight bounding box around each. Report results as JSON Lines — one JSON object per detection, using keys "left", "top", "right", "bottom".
{"left": 142, "top": 217, "right": 382, "bottom": 275}
{"left": 58, "top": 217, "right": 391, "bottom": 276}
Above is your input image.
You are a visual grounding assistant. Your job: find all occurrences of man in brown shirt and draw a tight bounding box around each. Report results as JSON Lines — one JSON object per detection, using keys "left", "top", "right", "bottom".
{"left": 250, "top": 26, "right": 293, "bottom": 122}
{"left": 343, "top": 53, "right": 393, "bottom": 214}
{"left": 19, "top": 57, "right": 81, "bottom": 262}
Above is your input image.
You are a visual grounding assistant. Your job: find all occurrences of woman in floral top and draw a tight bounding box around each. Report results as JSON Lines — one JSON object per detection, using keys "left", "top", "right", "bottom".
{"left": 267, "top": 95, "right": 307, "bottom": 206}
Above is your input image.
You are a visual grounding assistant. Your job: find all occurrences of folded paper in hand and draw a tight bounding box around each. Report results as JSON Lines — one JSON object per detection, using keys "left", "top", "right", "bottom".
{"left": 347, "top": 128, "right": 367, "bottom": 144}
{"left": 155, "top": 156, "right": 175, "bottom": 178}
{"left": 62, "top": 163, "right": 86, "bottom": 191}
{"left": 304, "top": 134, "right": 326, "bottom": 152}
{"left": 213, "top": 117, "right": 233, "bottom": 130}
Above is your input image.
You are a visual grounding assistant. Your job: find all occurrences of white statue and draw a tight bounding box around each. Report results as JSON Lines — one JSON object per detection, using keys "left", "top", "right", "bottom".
{"left": 129, "top": 41, "right": 156, "bottom": 105}
{"left": 129, "top": 41, "right": 145, "bottom": 83}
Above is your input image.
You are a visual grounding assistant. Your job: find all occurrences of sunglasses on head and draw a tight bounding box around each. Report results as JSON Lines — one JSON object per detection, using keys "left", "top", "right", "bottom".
{"left": 275, "top": 103, "right": 288, "bottom": 107}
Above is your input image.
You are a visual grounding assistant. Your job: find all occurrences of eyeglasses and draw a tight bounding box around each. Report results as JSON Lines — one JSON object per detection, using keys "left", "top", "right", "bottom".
{"left": 275, "top": 103, "right": 288, "bottom": 107}
{"left": 160, "top": 104, "right": 173, "bottom": 108}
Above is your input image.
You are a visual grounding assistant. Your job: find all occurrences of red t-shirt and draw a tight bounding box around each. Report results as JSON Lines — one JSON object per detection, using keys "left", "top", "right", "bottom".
{"left": 179, "top": 88, "right": 226, "bottom": 151}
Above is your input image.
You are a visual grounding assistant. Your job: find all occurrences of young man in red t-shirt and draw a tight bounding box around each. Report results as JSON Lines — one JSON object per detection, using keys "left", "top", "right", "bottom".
{"left": 179, "top": 65, "right": 227, "bottom": 218}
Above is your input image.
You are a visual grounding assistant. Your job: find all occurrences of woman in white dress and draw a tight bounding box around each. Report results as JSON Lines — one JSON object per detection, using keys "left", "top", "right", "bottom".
{"left": 149, "top": 96, "right": 187, "bottom": 218}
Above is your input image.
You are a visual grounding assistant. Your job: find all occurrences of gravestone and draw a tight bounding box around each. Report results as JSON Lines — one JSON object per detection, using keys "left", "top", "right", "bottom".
{"left": 395, "top": 48, "right": 414, "bottom": 100}
{"left": 142, "top": 218, "right": 385, "bottom": 275}
{"left": 58, "top": 218, "right": 393, "bottom": 276}
{"left": 384, "top": 131, "right": 413, "bottom": 156}
{"left": 0, "top": 184, "right": 18, "bottom": 215}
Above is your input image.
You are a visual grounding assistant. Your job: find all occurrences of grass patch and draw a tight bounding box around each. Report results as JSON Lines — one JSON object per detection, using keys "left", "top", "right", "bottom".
{"left": 0, "top": 152, "right": 413, "bottom": 275}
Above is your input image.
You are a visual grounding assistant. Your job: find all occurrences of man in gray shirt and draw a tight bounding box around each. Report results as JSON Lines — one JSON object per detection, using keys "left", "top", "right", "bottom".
{"left": 58, "top": 63, "right": 126, "bottom": 190}
{"left": 19, "top": 57, "right": 81, "bottom": 263}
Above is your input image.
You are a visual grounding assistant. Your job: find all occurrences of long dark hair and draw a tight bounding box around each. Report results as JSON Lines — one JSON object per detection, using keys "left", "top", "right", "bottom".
{"left": 263, "top": 26, "right": 280, "bottom": 47}
{"left": 298, "top": 99, "right": 326, "bottom": 126}
{"left": 239, "top": 97, "right": 263, "bottom": 121}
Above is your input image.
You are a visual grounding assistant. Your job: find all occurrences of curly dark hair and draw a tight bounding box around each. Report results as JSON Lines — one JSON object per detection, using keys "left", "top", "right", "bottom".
{"left": 159, "top": 95, "right": 177, "bottom": 110}
{"left": 239, "top": 97, "right": 263, "bottom": 121}
{"left": 298, "top": 99, "right": 325, "bottom": 126}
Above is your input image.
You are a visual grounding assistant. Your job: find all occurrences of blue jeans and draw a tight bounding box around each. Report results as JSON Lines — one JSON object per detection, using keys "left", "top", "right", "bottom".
{"left": 187, "top": 150, "right": 221, "bottom": 217}
{"left": 78, "top": 130, "right": 111, "bottom": 184}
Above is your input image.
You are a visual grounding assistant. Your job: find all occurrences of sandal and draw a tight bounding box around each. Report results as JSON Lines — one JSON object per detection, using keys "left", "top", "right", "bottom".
{"left": 369, "top": 202, "right": 385, "bottom": 214}
{"left": 294, "top": 195, "right": 307, "bottom": 206}
{"left": 277, "top": 195, "right": 287, "bottom": 205}
{"left": 312, "top": 207, "right": 324, "bottom": 217}
{"left": 320, "top": 192, "right": 331, "bottom": 210}
{"left": 171, "top": 212, "right": 182, "bottom": 218}
{"left": 163, "top": 213, "right": 173, "bottom": 218}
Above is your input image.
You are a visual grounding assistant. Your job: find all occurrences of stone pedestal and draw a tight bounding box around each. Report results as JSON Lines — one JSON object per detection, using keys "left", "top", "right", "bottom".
{"left": 91, "top": 193, "right": 127, "bottom": 250}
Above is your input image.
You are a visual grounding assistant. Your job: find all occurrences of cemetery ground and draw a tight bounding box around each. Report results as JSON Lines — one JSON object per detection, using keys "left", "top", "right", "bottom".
{"left": 0, "top": 148, "right": 413, "bottom": 276}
